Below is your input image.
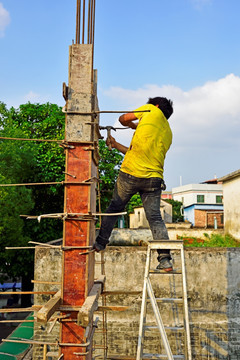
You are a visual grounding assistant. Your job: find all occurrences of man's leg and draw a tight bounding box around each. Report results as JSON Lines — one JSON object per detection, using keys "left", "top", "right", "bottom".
{"left": 139, "top": 178, "right": 172, "bottom": 270}
{"left": 94, "top": 172, "right": 137, "bottom": 251}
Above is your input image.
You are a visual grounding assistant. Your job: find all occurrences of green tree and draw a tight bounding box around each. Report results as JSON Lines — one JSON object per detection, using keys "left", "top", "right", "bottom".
{"left": 98, "top": 140, "right": 143, "bottom": 227}
{"left": 0, "top": 102, "right": 65, "bottom": 304}
{"left": 4, "top": 102, "right": 66, "bottom": 243}
{"left": 98, "top": 139, "right": 123, "bottom": 212}
{"left": 165, "top": 199, "right": 184, "bottom": 222}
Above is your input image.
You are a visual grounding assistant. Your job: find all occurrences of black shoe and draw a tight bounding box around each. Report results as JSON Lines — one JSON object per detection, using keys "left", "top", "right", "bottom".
{"left": 93, "top": 241, "right": 106, "bottom": 252}
{"left": 156, "top": 257, "right": 173, "bottom": 272}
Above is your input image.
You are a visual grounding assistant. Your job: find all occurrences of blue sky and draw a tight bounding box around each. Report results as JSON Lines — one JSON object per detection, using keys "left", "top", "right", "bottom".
{"left": 0, "top": 0, "right": 240, "bottom": 189}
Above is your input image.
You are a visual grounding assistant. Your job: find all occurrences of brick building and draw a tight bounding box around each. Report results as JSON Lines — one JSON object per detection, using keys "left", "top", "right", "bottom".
{"left": 172, "top": 182, "right": 223, "bottom": 228}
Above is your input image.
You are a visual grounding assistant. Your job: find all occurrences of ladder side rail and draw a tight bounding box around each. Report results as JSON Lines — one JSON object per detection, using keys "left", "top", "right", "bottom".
{"left": 180, "top": 246, "right": 192, "bottom": 360}
{"left": 136, "top": 246, "right": 152, "bottom": 360}
{"left": 146, "top": 278, "right": 174, "bottom": 360}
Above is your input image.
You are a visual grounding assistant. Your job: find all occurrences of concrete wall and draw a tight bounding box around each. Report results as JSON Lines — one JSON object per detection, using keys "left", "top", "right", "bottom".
{"left": 94, "top": 246, "right": 240, "bottom": 360}
{"left": 33, "top": 247, "right": 62, "bottom": 359}
{"left": 222, "top": 176, "right": 240, "bottom": 240}
{"left": 107, "top": 228, "right": 224, "bottom": 246}
{"left": 33, "top": 231, "right": 240, "bottom": 360}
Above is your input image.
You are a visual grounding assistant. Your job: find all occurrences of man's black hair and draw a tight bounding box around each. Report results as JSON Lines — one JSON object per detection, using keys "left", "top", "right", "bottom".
{"left": 147, "top": 97, "right": 173, "bottom": 119}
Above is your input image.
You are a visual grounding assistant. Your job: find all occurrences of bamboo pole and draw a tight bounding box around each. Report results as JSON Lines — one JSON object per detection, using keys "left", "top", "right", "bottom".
{"left": 0, "top": 291, "right": 56, "bottom": 295}
{"left": 29, "top": 241, "right": 61, "bottom": 248}
{"left": 0, "top": 307, "right": 36, "bottom": 313}
{"left": 43, "top": 344, "right": 47, "bottom": 360}
{"left": 2, "top": 339, "right": 57, "bottom": 345}
{"left": 0, "top": 319, "right": 35, "bottom": 323}
{"left": 31, "top": 280, "right": 61, "bottom": 285}
{"left": 5, "top": 247, "right": 36, "bottom": 250}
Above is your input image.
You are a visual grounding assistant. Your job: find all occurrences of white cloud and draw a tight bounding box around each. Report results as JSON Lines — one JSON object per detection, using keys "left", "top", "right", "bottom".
{"left": 102, "top": 74, "right": 240, "bottom": 152}
{"left": 0, "top": 3, "right": 10, "bottom": 38}
{"left": 4, "top": 90, "right": 64, "bottom": 109}
{"left": 24, "top": 91, "right": 41, "bottom": 102}
{"left": 190, "top": 0, "right": 212, "bottom": 10}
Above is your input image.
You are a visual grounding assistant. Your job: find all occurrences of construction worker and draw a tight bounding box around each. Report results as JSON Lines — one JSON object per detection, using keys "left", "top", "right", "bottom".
{"left": 93, "top": 97, "right": 173, "bottom": 271}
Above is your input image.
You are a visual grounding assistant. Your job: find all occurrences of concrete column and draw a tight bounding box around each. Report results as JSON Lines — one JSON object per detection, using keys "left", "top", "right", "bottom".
{"left": 61, "top": 44, "right": 99, "bottom": 360}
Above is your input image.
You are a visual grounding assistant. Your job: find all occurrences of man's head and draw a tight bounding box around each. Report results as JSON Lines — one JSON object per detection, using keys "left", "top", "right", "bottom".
{"left": 147, "top": 97, "right": 173, "bottom": 119}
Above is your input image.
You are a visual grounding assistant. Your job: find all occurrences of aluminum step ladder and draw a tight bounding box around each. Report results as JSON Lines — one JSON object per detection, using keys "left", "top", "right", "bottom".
{"left": 136, "top": 240, "right": 192, "bottom": 360}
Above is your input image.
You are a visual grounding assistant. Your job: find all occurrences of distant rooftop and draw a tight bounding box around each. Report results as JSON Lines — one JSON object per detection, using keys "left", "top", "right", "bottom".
{"left": 201, "top": 178, "right": 222, "bottom": 184}
{"left": 218, "top": 169, "right": 240, "bottom": 183}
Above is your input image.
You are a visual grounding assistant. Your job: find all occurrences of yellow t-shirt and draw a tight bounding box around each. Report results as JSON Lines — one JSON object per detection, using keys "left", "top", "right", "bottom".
{"left": 120, "top": 104, "right": 172, "bottom": 179}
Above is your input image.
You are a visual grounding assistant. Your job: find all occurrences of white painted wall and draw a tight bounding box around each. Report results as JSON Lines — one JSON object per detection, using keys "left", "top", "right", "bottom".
{"left": 222, "top": 176, "right": 240, "bottom": 240}
{"left": 172, "top": 183, "right": 223, "bottom": 207}
{"left": 129, "top": 200, "right": 172, "bottom": 228}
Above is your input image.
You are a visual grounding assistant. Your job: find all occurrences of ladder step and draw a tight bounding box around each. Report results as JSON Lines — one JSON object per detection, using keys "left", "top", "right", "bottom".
{"left": 144, "top": 325, "right": 184, "bottom": 331}
{"left": 137, "top": 240, "right": 192, "bottom": 360}
{"left": 142, "top": 353, "right": 184, "bottom": 359}
{"left": 149, "top": 269, "right": 182, "bottom": 274}
{"left": 147, "top": 297, "right": 183, "bottom": 304}
{"left": 148, "top": 240, "right": 184, "bottom": 251}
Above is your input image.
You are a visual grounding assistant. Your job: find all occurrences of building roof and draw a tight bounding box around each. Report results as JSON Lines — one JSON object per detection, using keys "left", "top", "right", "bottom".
{"left": 184, "top": 203, "right": 224, "bottom": 210}
{"left": 172, "top": 183, "right": 222, "bottom": 194}
{"left": 201, "top": 178, "right": 222, "bottom": 184}
{"left": 218, "top": 169, "right": 240, "bottom": 183}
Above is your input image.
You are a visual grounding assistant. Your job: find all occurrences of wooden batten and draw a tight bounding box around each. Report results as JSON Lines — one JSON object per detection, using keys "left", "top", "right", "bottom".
{"left": 77, "top": 275, "right": 105, "bottom": 327}
{"left": 37, "top": 290, "right": 61, "bottom": 323}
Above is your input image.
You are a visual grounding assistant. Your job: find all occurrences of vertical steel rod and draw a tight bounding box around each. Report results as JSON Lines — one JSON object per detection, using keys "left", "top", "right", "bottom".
{"left": 87, "top": 0, "right": 91, "bottom": 44}
{"left": 92, "top": 0, "right": 96, "bottom": 47}
{"left": 82, "top": 0, "right": 86, "bottom": 44}
{"left": 90, "top": 0, "right": 93, "bottom": 44}
{"left": 79, "top": 0, "right": 82, "bottom": 43}
{"left": 91, "top": 0, "right": 96, "bottom": 81}
{"left": 76, "top": 0, "right": 80, "bottom": 43}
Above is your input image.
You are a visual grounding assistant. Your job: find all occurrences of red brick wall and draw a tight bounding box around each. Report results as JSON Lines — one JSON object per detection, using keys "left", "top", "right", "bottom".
{"left": 195, "top": 210, "right": 224, "bottom": 228}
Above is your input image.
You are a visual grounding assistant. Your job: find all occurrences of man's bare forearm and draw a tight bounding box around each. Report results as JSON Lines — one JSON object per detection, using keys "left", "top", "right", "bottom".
{"left": 114, "top": 141, "right": 128, "bottom": 154}
{"left": 119, "top": 113, "right": 138, "bottom": 128}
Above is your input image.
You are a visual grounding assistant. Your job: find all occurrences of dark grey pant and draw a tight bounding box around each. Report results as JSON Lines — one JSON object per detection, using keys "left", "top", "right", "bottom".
{"left": 96, "top": 171, "right": 171, "bottom": 259}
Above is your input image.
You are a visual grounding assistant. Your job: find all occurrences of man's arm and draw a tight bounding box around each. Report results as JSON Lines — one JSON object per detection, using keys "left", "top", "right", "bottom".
{"left": 119, "top": 113, "right": 138, "bottom": 129}
{"left": 106, "top": 135, "right": 128, "bottom": 154}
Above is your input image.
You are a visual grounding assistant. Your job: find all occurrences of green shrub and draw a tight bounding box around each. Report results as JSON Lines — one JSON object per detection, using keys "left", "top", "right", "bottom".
{"left": 180, "top": 233, "right": 240, "bottom": 247}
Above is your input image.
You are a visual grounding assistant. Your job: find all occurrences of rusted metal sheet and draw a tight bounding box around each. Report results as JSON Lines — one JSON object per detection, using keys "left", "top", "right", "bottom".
{"left": 61, "top": 144, "right": 96, "bottom": 359}
{"left": 60, "top": 40, "right": 99, "bottom": 359}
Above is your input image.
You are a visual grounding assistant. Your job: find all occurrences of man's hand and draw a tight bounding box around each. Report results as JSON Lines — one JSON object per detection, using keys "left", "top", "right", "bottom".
{"left": 106, "top": 135, "right": 117, "bottom": 149}
{"left": 106, "top": 135, "right": 128, "bottom": 154}
{"left": 127, "top": 121, "right": 139, "bottom": 129}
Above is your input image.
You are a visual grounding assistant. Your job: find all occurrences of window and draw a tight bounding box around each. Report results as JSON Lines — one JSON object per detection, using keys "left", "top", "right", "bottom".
{"left": 216, "top": 195, "right": 223, "bottom": 204}
{"left": 197, "top": 195, "right": 204, "bottom": 203}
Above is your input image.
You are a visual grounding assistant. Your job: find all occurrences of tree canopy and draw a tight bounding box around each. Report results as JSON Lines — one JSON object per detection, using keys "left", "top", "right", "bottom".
{"left": 0, "top": 102, "right": 124, "bottom": 286}
{"left": 0, "top": 102, "right": 65, "bottom": 288}
{"left": 98, "top": 139, "right": 123, "bottom": 212}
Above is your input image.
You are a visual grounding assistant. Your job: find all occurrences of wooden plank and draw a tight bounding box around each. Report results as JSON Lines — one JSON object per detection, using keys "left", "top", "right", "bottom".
{"left": 77, "top": 275, "right": 105, "bottom": 327}
{"left": 37, "top": 290, "right": 61, "bottom": 323}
